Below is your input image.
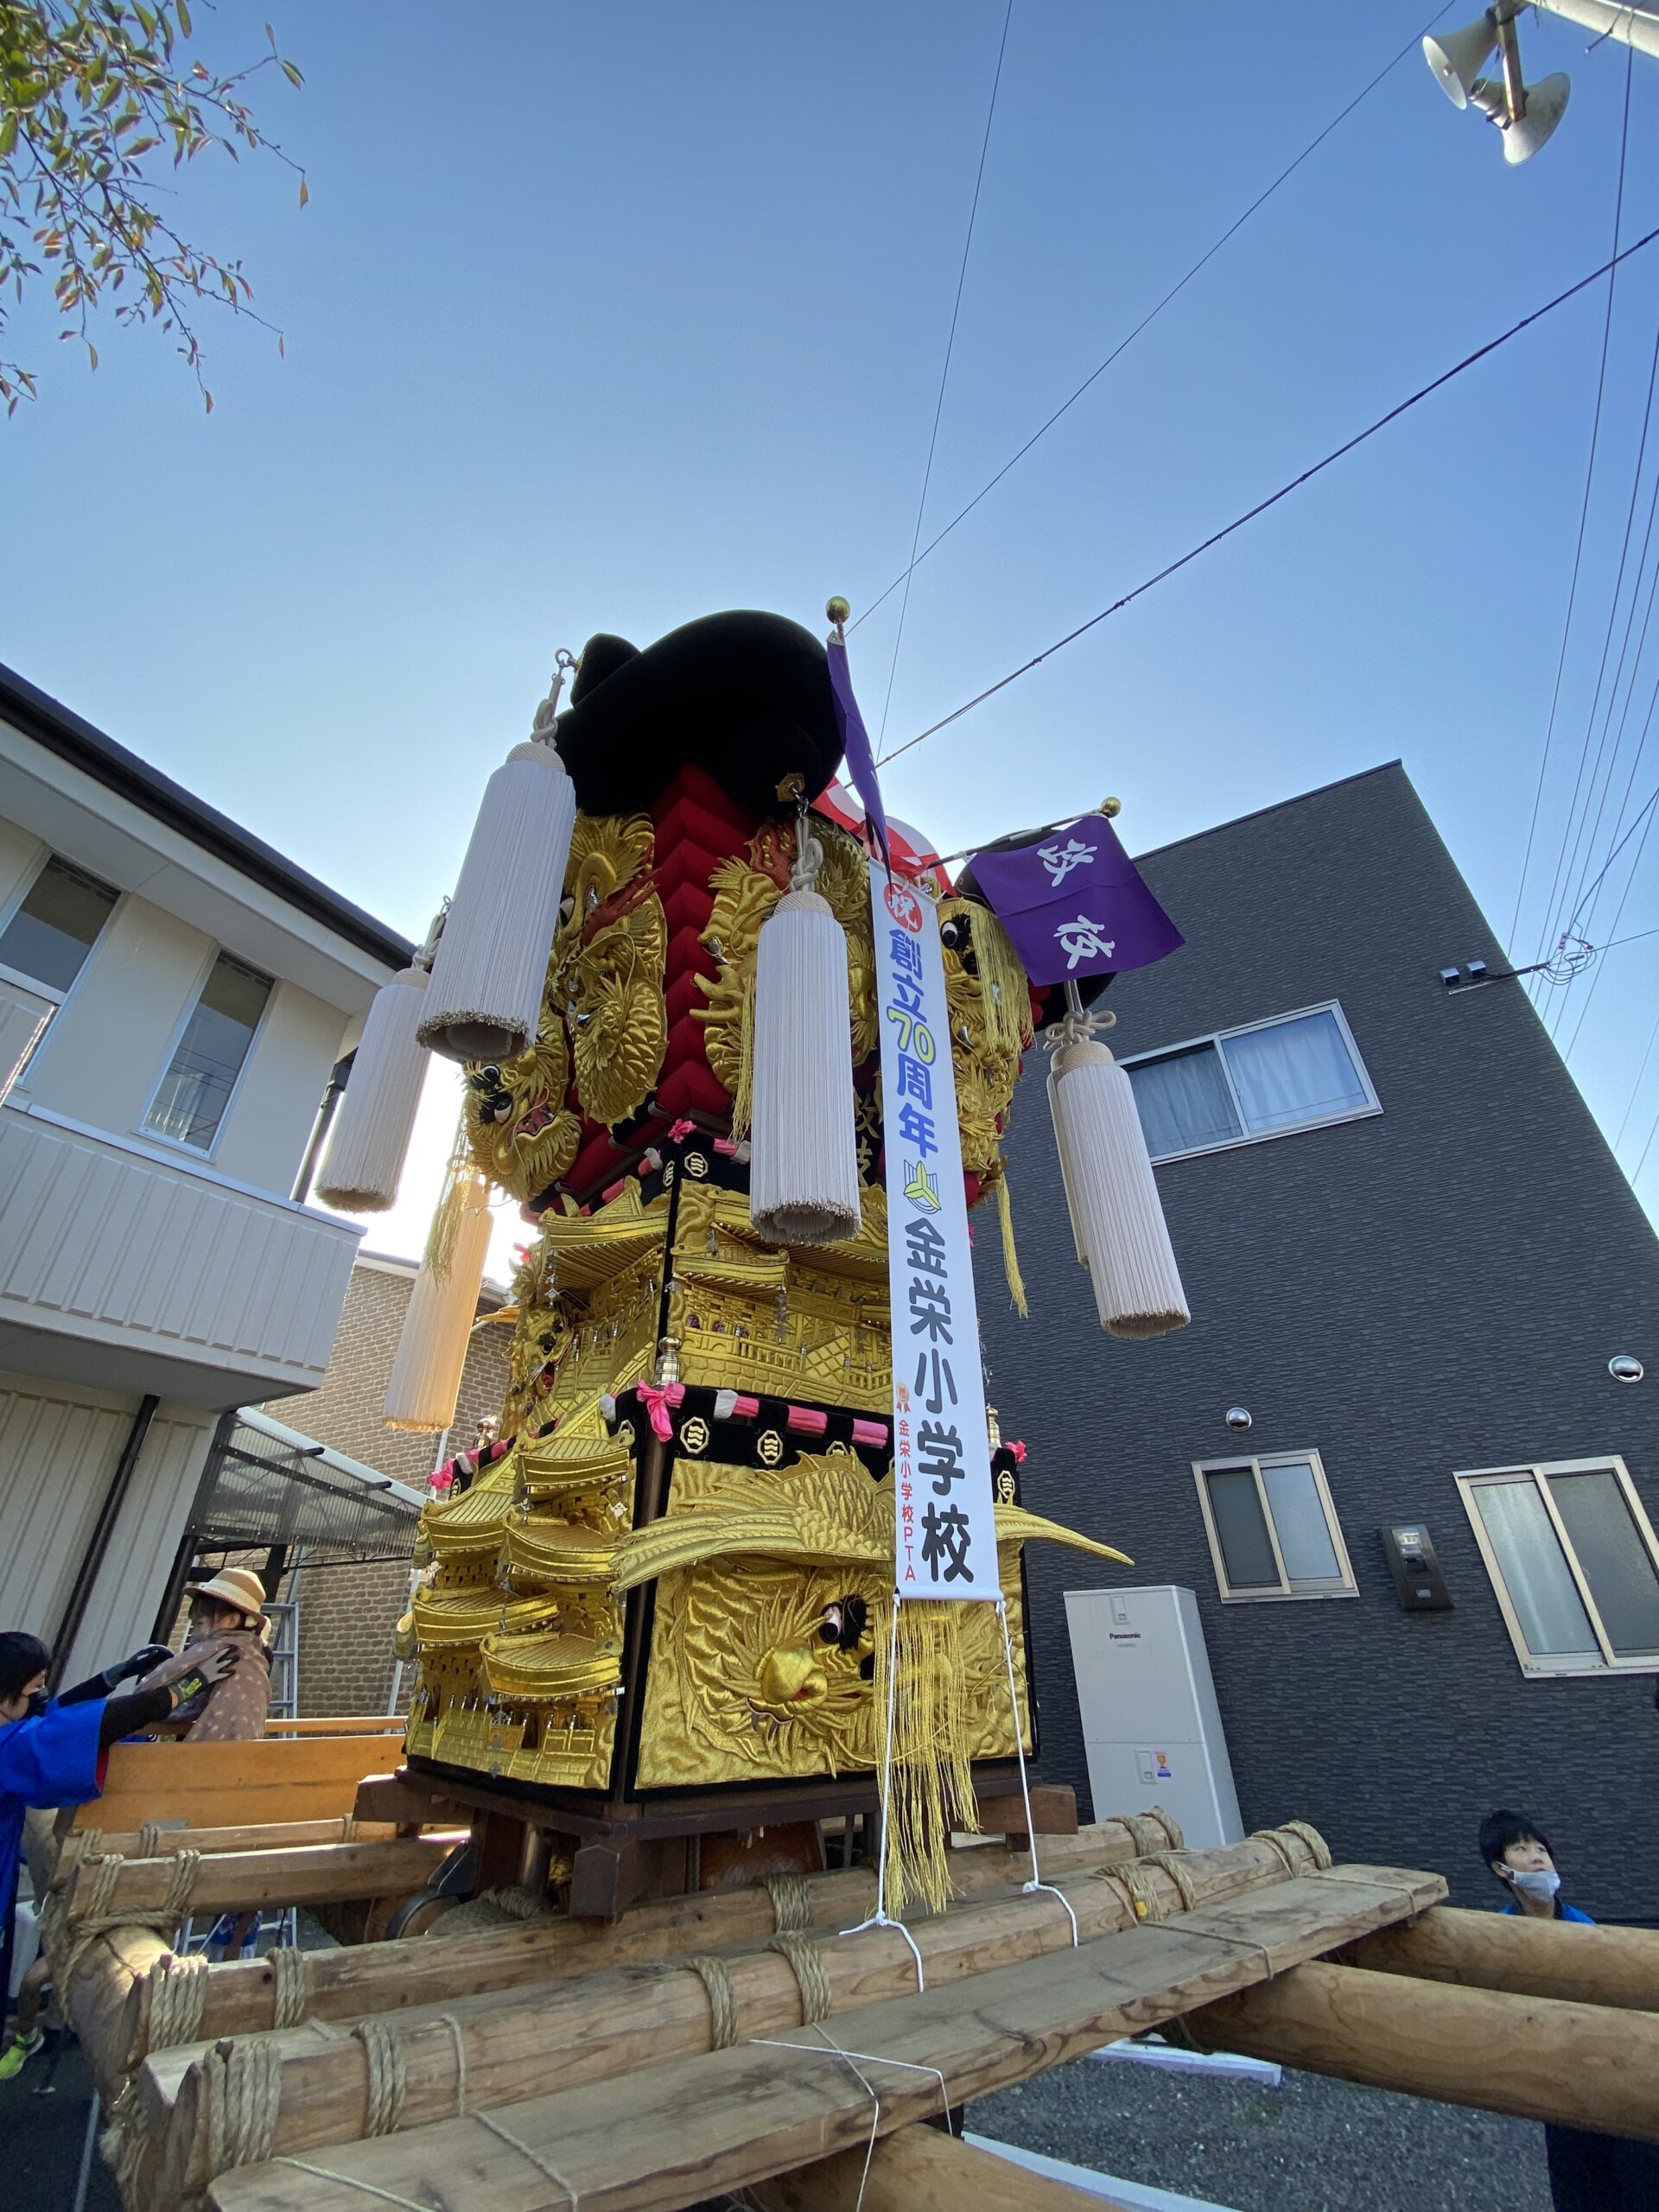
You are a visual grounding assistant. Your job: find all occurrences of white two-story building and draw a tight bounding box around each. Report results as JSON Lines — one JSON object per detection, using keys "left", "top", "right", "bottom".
{"left": 0, "top": 662, "right": 412, "bottom": 1678}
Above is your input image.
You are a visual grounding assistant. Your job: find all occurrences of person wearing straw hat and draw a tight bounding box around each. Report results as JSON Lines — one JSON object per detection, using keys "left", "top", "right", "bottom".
{"left": 134, "top": 1567, "right": 272, "bottom": 1744}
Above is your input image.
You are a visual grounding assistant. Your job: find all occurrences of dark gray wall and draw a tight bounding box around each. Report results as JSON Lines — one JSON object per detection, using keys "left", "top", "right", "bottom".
{"left": 977, "top": 763, "right": 1659, "bottom": 1918}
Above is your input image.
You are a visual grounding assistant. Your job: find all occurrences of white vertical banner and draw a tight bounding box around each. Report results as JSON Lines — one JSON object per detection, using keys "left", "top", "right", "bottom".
{"left": 870, "top": 864, "right": 1002, "bottom": 1602}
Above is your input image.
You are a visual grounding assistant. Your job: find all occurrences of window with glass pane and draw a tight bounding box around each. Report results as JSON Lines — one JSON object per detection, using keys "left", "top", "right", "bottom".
{"left": 1197, "top": 1452, "right": 1354, "bottom": 1599}
{"left": 0, "top": 855, "right": 117, "bottom": 994}
{"left": 1461, "top": 1459, "right": 1659, "bottom": 1675}
{"left": 145, "top": 954, "right": 271, "bottom": 1151}
{"left": 1220, "top": 1010, "right": 1370, "bottom": 1135}
{"left": 1126, "top": 1004, "right": 1376, "bottom": 1162}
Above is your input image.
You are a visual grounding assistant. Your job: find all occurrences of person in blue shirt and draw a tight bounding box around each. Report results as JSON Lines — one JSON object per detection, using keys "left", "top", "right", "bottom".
{"left": 0, "top": 1627, "right": 237, "bottom": 2075}
{"left": 1480, "top": 1808, "right": 1659, "bottom": 2211}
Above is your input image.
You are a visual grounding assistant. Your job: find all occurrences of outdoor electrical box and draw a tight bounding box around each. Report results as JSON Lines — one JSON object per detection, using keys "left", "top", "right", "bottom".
{"left": 1380, "top": 1522, "right": 1453, "bottom": 1611}
{"left": 1065, "top": 1585, "right": 1243, "bottom": 1848}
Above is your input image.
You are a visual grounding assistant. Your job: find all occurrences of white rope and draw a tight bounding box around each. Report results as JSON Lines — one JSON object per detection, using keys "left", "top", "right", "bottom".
{"left": 995, "top": 1597, "right": 1078, "bottom": 1948}
{"left": 749, "top": 2022, "right": 957, "bottom": 2211}
{"left": 438, "top": 2013, "right": 468, "bottom": 2115}
{"left": 840, "top": 1589, "right": 925, "bottom": 1989}
{"left": 471, "top": 2107, "right": 581, "bottom": 2209}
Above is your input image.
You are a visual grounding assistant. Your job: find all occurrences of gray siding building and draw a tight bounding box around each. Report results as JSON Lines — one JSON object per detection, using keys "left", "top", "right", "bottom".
{"left": 980, "top": 761, "right": 1659, "bottom": 1919}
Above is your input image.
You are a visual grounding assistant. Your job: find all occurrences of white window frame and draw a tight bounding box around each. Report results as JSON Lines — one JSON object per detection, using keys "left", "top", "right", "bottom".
{"left": 0, "top": 851, "right": 124, "bottom": 1084}
{"left": 1456, "top": 1457, "right": 1659, "bottom": 1679}
{"left": 1121, "top": 1000, "right": 1381, "bottom": 1165}
{"left": 1192, "top": 1449, "right": 1358, "bottom": 1603}
{"left": 138, "top": 945, "right": 276, "bottom": 1161}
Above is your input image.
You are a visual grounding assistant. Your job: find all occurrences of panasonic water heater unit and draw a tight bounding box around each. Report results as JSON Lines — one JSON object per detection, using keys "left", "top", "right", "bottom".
{"left": 1065, "top": 1584, "right": 1243, "bottom": 1847}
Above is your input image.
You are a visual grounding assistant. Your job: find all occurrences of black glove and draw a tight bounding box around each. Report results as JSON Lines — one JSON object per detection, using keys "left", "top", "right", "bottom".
{"left": 109, "top": 1644, "right": 173, "bottom": 1686}
{"left": 168, "top": 1645, "right": 238, "bottom": 1707}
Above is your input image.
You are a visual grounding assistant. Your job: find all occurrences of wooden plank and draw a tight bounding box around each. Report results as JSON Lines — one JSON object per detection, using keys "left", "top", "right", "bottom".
{"left": 1351, "top": 1903, "right": 1659, "bottom": 2012}
{"left": 264, "top": 1718, "right": 405, "bottom": 1737}
{"left": 750, "top": 2126, "right": 1127, "bottom": 2211}
{"left": 76, "top": 1737, "right": 404, "bottom": 1833}
{"left": 352, "top": 1776, "right": 456, "bottom": 1830}
{"left": 146, "top": 1835, "right": 1333, "bottom": 2196}
{"left": 50, "top": 1820, "right": 409, "bottom": 1887}
{"left": 59, "top": 1836, "right": 453, "bottom": 1925}
{"left": 171, "top": 1822, "right": 1212, "bottom": 2052}
{"left": 1182, "top": 1958, "right": 1659, "bottom": 2141}
{"left": 974, "top": 1787, "right": 1077, "bottom": 1840}
{"left": 208, "top": 1865, "right": 1442, "bottom": 2212}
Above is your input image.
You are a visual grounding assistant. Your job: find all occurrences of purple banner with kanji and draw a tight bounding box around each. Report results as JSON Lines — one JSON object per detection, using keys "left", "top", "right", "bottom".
{"left": 967, "top": 813, "right": 1183, "bottom": 986}
{"left": 870, "top": 863, "right": 1001, "bottom": 1602}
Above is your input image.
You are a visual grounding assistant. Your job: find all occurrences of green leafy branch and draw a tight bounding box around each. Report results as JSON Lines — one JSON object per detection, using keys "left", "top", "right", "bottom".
{"left": 0, "top": 1, "right": 307, "bottom": 414}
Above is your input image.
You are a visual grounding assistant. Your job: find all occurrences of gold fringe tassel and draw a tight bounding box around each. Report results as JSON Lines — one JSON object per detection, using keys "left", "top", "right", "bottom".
{"left": 729, "top": 968, "right": 756, "bottom": 1141}
{"left": 967, "top": 902, "right": 1036, "bottom": 1059}
{"left": 425, "top": 1109, "right": 488, "bottom": 1282}
{"left": 873, "top": 1599, "right": 980, "bottom": 1916}
{"left": 995, "top": 1164, "right": 1029, "bottom": 1318}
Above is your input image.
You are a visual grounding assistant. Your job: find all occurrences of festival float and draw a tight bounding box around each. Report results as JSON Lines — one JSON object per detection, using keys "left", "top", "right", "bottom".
{"left": 44, "top": 607, "right": 1659, "bottom": 2212}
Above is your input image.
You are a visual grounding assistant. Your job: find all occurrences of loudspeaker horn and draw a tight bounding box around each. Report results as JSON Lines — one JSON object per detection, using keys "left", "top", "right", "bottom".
{"left": 1503, "top": 70, "right": 1571, "bottom": 163}
{"left": 1423, "top": 15, "right": 1498, "bottom": 108}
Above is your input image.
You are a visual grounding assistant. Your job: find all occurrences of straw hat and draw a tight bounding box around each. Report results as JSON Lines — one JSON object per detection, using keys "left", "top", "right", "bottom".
{"left": 185, "top": 1567, "right": 268, "bottom": 1624}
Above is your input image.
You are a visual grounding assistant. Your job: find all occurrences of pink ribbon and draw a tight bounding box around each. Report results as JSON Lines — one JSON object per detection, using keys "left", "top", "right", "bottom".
{"left": 668, "top": 1118, "right": 696, "bottom": 1144}
{"left": 1010, "top": 1440, "right": 1027, "bottom": 1464}
{"left": 636, "top": 1382, "right": 685, "bottom": 1441}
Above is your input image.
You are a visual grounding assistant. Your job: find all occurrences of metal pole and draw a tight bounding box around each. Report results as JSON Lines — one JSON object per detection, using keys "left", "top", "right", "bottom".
{"left": 68, "top": 2092, "right": 99, "bottom": 2212}
{"left": 292, "top": 1052, "right": 353, "bottom": 1204}
{"left": 51, "top": 1393, "right": 159, "bottom": 1684}
{"left": 1529, "top": 0, "right": 1659, "bottom": 61}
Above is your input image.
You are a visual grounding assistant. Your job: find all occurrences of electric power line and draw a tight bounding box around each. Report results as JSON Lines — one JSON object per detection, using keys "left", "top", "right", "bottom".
{"left": 877, "top": 219, "right": 1659, "bottom": 771}
{"left": 875, "top": 0, "right": 1015, "bottom": 749}
{"left": 1522, "top": 42, "right": 1637, "bottom": 979}
{"left": 850, "top": 3, "right": 1456, "bottom": 642}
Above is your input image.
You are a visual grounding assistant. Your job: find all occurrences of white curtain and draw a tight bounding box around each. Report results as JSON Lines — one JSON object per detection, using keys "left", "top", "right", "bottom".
{"left": 1474, "top": 1480, "right": 1599, "bottom": 1657}
{"left": 1128, "top": 1046, "right": 1240, "bottom": 1159}
{"left": 1224, "top": 1009, "right": 1368, "bottom": 1135}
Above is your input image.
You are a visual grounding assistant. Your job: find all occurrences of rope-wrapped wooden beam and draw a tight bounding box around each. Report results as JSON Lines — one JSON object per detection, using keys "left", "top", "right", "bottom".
{"left": 51, "top": 1821, "right": 423, "bottom": 1891}
{"left": 116, "top": 1817, "right": 1186, "bottom": 2067}
{"left": 1179, "top": 1958, "right": 1659, "bottom": 2141}
{"left": 206, "top": 1861, "right": 1445, "bottom": 2212}
{"left": 1349, "top": 1903, "right": 1659, "bottom": 2012}
{"left": 138, "top": 1834, "right": 1338, "bottom": 2209}
{"left": 55, "top": 1836, "right": 456, "bottom": 1936}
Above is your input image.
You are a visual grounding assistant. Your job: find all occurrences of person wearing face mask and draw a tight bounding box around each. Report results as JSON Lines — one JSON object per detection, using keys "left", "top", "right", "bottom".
{"left": 0, "top": 1627, "right": 238, "bottom": 2074}
{"left": 1479, "top": 1808, "right": 1659, "bottom": 2209}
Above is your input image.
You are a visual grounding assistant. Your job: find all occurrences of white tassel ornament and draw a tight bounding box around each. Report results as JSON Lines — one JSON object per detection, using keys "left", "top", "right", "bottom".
{"left": 384, "top": 1171, "right": 493, "bottom": 1431}
{"left": 748, "top": 817, "right": 861, "bottom": 1247}
{"left": 1049, "top": 1033, "right": 1189, "bottom": 1339}
{"left": 418, "top": 671, "right": 577, "bottom": 1065}
{"left": 314, "top": 965, "right": 431, "bottom": 1212}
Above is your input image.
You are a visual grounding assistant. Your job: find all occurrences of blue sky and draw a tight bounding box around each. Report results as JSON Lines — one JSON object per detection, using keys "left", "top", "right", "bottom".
{"left": 5, "top": 2, "right": 1659, "bottom": 1267}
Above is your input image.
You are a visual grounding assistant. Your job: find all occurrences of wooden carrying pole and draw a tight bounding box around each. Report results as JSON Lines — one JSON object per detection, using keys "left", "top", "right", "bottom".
{"left": 1351, "top": 1903, "right": 1659, "bottom": 2012}
{"left": 110, "top": 1819, "right": 1182, "bottom": 2067}
{"left": 56, "top": 1837, "right": 454, "bottom": 1930}
{"left": 143, "top": 1835, "right": 1335, "bottom": 2203}
{"left": 1182, "top": 1960, "right": 1659, "bottom": 2140}
{"left": 749, "top": 2126, "right": 1132, "bottom": 2212}
{"left": 51, "top": 1821, "right": 418, "bottom": 1891}
{"left": 207, "top": 1864, "right": 1445, "bottom": 2212}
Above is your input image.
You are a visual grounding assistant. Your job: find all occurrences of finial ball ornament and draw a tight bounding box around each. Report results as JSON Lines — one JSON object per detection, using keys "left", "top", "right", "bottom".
{"left": 825, "top": 597, "right": 851, "bottom": 627}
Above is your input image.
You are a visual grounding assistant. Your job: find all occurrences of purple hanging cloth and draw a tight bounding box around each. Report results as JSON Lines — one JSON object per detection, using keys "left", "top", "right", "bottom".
{"left": 824, "top": 634, "right": 890, "bottom": 868}
{"left": 966, "top": 813, "right": 1184, "bottom": 986}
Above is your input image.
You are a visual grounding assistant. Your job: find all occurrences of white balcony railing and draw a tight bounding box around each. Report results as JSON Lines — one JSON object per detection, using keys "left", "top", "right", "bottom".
{"left": 0, "top": 1098, "right": 360, "bottom": 1403}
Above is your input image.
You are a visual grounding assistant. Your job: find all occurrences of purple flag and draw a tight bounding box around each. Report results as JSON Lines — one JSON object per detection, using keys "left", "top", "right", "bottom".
{"left": 825, "top": 636, "right": 890, "bottom": 867}
{"left": 966, "top": 814, "right": 1184, "bottom": 986}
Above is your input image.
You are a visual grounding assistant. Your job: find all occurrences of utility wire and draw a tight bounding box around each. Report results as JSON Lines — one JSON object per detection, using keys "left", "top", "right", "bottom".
{"left": 878, "top": 221, "right": 1659, "bottom": 770}
{"left": 874, "top": 0, "right": 1015, "bottom": 748}
{"left": 1522, "top": 42, "right": 1636, "bottom": 976}
{"left": 1615, "top": 997, "right": 1659, "bottom": 1149}
{"left": 851, "top": 4, "right": 1455, "bottom": 640}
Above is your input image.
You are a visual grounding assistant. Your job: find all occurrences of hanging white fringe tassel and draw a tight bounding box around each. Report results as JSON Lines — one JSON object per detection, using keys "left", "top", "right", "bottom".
{"left": 418, "top": 665, "right": 577, "bottom": 1065}
{"left": 383, "top": 1170, "right": 494, "bottom": 1432}
{"left": 748, "top": 812, "right": 861, "bottom": 1247}
{"left": 314, "top": 965, "right": 431, "bottom": 1213}
{"left": 1046, "top": 1061, "right": 1089, "bottom": 1270}
{"left": 1049, "top": 1028, "right": 1190, "bottom": 1340}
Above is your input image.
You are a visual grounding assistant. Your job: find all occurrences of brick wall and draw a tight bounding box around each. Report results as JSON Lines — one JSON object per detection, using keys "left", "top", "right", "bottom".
{"left": 259, "top": 1255, "right": 512, "bottom": 1718}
